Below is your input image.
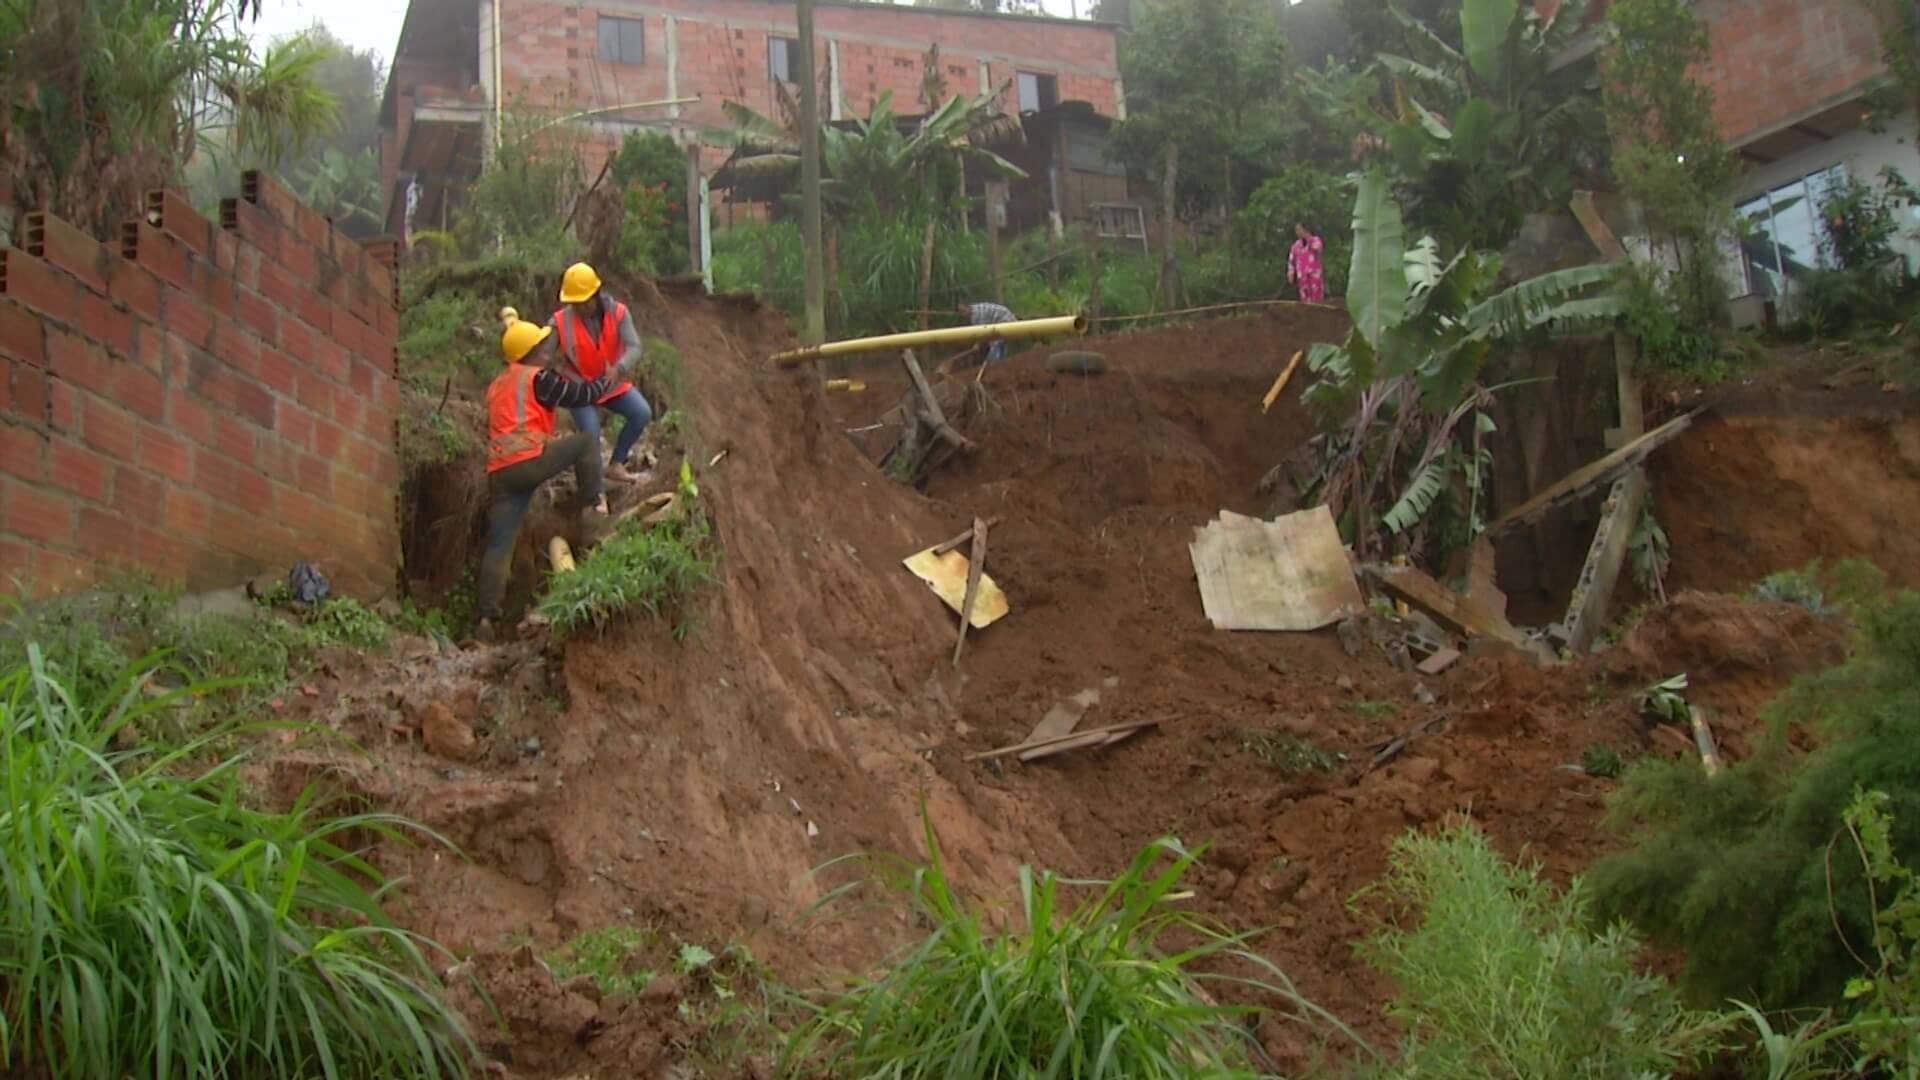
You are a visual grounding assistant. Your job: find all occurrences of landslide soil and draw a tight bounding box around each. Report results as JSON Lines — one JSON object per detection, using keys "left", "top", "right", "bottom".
{"left": 267, "top": 301, "right": 1891, "bottom": 1076}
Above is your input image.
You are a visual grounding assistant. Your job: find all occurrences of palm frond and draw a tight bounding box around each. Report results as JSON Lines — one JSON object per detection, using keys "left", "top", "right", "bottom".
{"left": 1384, "top": 459, "right": 1448, "bottom": 535}
{"left": 1464, "top": 262, "right": 1621, "bottom": 339}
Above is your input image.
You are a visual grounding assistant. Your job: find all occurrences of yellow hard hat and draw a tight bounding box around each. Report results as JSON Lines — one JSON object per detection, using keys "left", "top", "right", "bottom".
{"left": 559, "top": 262, "right": 603, "bottom": 304}
{"left": 501, "top": 317, "right": 552, "bottom": 363}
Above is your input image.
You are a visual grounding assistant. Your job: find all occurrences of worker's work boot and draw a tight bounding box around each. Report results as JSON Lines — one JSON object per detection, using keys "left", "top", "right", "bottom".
{"left": 474, "top": 618, "right": 497, "bottom": 645}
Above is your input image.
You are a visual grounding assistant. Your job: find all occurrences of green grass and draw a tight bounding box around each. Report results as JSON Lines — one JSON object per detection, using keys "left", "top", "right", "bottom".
{"left": 780, "top": 812, "right": 1365, "bottom": 1077}
{"left": 1346, "top": 699, "right": 1401, "bottom": 720}
{"left": 1354, "top": 818, "right": 1729, "bottom": 1079}
{"left": 1242, "top": 730, "right": 1346, "bottom": 775}
{"left": 534, "top": 470, "right": 714, "bottom": 638}
{"left": 546, "top": 926, "right": 660, "bottom": 997}
{"left": 1581, "top": 744, "right": 1624, "bottom": 779}
{"left": 302, "top": 596, "right": 393, "bottom": 651}
{"left": 0, "top": 647, "right": 471, "bottom": 1078}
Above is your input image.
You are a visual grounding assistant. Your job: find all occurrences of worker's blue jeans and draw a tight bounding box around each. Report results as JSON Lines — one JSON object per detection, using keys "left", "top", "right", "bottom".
{"left": 477, "top": 433, "right": 600, "bottom": 620}
{"left": 987, "top": 341, "right": 1007, "bottom": 362}
{"left": 570, "top": 387, "right": 653, "bottom": 467}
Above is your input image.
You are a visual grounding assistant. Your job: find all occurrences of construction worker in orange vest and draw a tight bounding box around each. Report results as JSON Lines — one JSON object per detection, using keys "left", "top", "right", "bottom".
{"left": 551, "top": 262, "right": 653, "bottom": 484}
{"left": 476, "top": 310, "right": 617, "bottom": 642}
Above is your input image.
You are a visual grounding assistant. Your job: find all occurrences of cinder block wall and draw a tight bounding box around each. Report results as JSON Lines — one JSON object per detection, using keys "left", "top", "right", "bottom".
{"left": 0, "top": 172, "right": 402, "bottom": 600}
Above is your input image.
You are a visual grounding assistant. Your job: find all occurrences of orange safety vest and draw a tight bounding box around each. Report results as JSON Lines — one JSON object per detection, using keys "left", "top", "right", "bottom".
{"left": 552, "top": 301, "right": 636, "bottom": 406}
{"left": 485, "top": 363, "right": 556, "bottom": 472}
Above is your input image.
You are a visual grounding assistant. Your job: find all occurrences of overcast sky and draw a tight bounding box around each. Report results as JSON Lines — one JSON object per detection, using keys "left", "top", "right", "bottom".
{"left": 244, "top": 0, "right": 408, "bottom": 64}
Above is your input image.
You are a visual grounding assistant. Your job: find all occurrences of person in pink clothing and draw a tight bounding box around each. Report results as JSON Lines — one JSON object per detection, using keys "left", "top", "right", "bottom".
{"left": 1287, "top": 223, "right": 1326, "bottom": 304}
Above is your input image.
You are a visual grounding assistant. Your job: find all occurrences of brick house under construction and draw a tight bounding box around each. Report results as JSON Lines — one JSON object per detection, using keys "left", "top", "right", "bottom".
{"left": 379, "top": 0, "right": 1136, "bottom": 249}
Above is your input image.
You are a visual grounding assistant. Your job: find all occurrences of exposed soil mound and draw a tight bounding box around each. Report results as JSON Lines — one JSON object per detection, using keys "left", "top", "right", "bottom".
{"left": 1652, "top": 381, "right": 1920, "bottom": 595}
{"left": 284, "top": 295, "right": 1902, "bottom": 1073}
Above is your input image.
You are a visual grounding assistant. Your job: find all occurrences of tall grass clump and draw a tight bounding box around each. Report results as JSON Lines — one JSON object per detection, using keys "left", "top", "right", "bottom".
{"left": 781, "top": 813, "right": 1363, "bottom": 1078}
{"left": 534, "top": 464, "right": 714, "bottom": 637}
{"left": 1356, "top": 818, "right": 1728, "bottom": 1078}
{"left": 0, "top": 648, "right": 472, "bottom": 1078}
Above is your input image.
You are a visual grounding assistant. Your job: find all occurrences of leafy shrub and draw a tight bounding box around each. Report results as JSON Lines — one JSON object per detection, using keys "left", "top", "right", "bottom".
{"left": 1819, "top": 167, "right": 1916, "bottom": 271}
{"left": 1623, "top": 265, "right": 1728, "bottom": 384}
{"left": 534, "top": 466, "right": 714, "bottom": 637}
{"left": 610, "top": 129, "right": 690, "bottom": 274}
{"left": 1242, "top": 164, "right": 1353, "bottom": 298}
{"left": 1751, "top": 569, "right": 1841, "bottom": 617}
{"left": 1582, "top": 744, "right": 1625, "bottom": 779}
{"left": 0, "top": 649, "right": 470, "bottom": 1078}
{"left": 1588, "top": 589, "right": 1920, "bottom": 1009}
{"left": 301, "top": 596, "right": 393, "bottom": 650}
{"left": 1750, "top": 558, "right": 1888, "bottom": 620}
{"left": 1355, "top": 818, "right": 1726, "bottom": 1078}
{"left": 782, "top": 815, "right": 1359, "bottom": 1077}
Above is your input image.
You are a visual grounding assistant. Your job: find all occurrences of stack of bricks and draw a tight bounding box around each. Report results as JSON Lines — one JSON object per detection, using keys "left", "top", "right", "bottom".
{"left": 0, "top": 171, "right": 402, "bottom": 600}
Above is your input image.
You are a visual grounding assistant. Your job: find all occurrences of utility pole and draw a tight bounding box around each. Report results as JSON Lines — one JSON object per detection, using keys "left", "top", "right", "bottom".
{"left": 797, "top": 0, "right": 826, "bottom": 346}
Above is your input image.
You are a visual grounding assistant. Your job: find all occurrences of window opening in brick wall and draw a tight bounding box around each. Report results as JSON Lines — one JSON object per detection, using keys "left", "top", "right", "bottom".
{"left": 1727, "top": 161, "right": 1846, "bottom": 298}
{"left": 1017, "top": 71, "right": 1057, "bottom": 114}
{"left": 768, "top": 36, "right": 799, "bottom": 83}
{"left": 597, "top": 15, "right": 645, "bottom": 65}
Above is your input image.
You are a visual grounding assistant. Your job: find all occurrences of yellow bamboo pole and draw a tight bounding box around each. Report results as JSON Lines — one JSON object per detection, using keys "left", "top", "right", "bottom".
{"left": 769, "top": 314, "right": 1087, "bottom": 367}
{"left": 548, "top": 537, "right": 576, "bottom": 573}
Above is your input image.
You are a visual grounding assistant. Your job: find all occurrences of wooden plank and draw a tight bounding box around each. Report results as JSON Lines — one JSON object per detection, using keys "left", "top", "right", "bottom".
{"left": 1484, "top": 411, "right": 1697, "bottom": 540}
{"left": 953, "top": 517, "right": 989, "bottom": 666}
{"left": 1261, "top": 350, "right": 1304, "bottom": 414}
{"left": 1569, "top": 191, "right": 1628, "bottom": 261}
{"left": 930, "top": 516, "right": 1003, "bottom": 557}
{"left": 1027, "top": 688, "right": 1102, "bottom": 745}
{"left": 1562, "top": 470, "right": 1646, "bottom": 655}
{"left": 1374, "top": 565, "right": 1530, "bottom": 649}
{"left": 1415, "top": 647, "right": 1461, "bottom": 675}
{"left": 964, "top": 719, "right": 1159, "bottom": 762}
{"left": 902, "top": 349, "right": 974, "bottom": 452}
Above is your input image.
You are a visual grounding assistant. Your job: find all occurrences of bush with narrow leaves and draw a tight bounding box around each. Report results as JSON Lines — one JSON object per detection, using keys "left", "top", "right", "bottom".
{"left": 0, "top": 648, "right": 472, "bottom": 1078}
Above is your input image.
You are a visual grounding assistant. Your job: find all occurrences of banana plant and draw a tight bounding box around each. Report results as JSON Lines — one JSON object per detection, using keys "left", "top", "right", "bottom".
{"left": 1303, "top": 169, "right": 1624, "bottom": 560}
{"left": 704, "top": 86, "right": 1025, "bottom": 220}
{"left": 1306, "top": 0, "right": 1606, "bottom": 252}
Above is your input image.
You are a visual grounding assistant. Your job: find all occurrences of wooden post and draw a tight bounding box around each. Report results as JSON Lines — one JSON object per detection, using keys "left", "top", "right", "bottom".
{"left": 985, "top": 182, "right": 1004, "bottom": 305}
{"left": 917, "top": 217, "right": 937, "bottom": 331}
{"left": 797, "top": 0, "right": 825, "bottom": 346}
{"left": 1087, "top": 228, "right": 1103, "bottom": 328}
{"left": 953, "top": 517, "right": 989, "bottom": 666}
{"left": 1159, "top": 142, "right": 1179, "bottom": 311}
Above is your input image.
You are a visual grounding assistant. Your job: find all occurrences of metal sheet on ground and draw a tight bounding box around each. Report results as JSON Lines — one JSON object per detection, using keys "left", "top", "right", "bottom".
{"left": 1189, "top": 505, "right": 1364, "bottom": 631}
{"left": 903, "top": 548, "right": 1009, "bottom": 629}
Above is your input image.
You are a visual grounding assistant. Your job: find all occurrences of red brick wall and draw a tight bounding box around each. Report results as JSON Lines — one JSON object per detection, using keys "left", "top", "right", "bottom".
{"left": 494, "top": 0, "right": 1121, "bottom": 139}
{"left": 1693, "top": 0, "right": 1882, "bottom": 144}
{"left": 1585, "top": 0, "right": 1884, "bottom": 145}
{"left": 0, "top": 173, "right": 402, "bottom": 600}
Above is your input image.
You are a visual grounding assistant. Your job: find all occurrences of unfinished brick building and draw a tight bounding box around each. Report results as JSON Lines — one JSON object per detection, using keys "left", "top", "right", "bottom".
{"left": 379, "top": 0, "right": 1131, "bottom": 245}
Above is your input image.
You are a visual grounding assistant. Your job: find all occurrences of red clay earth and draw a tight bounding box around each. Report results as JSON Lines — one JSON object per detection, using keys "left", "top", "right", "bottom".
{"left": 259, "top": 298, "right": 1907, "bottom": 1076}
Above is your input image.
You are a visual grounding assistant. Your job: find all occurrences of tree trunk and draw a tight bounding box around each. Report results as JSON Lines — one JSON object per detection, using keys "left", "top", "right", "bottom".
{"left": 825, "top": 223, "right": 840, "bottom": 336}
{"left": 917, "top": 217, "right": 937, "bottom": 331}
{"left": 1087, "top": 228, "right": 1103, "bottom": 328}
{"left": 1224, "top": 152, "right": 1237, "bottom": 295}
{"left": 1159, "top": 142, "right": 1179, "bottom": 312}
{"left": 797, "top": 0, "right": 825, "bottom": 345}
{"left": 985, "top": 183, "right": 1003, "bottom": 305}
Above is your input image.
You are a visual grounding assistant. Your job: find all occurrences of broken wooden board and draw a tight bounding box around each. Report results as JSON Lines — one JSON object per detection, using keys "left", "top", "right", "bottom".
{"left": 1189, "top": 505, "right": 1365, "bottom": 632}
{"left": 1415, "top": 647, "right": 1461, "bottom": 675}
{"left": 963, "top": 719, "right": 1159, "bottom": 762}
{"left": 1261, "top": 350, "right": 1304, "bottom": 413}
{"left": 1027, "top": 686, "right": 1105, "bottom": 745}
{"left": 1484, "top": 411, "right": 1697, "bottom": 540}
{"left": 903, "top": 547, "right": 1009, "bottom": 629}
{"left": 1371, "top": 564, "right": 1537, "bottom": 656}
